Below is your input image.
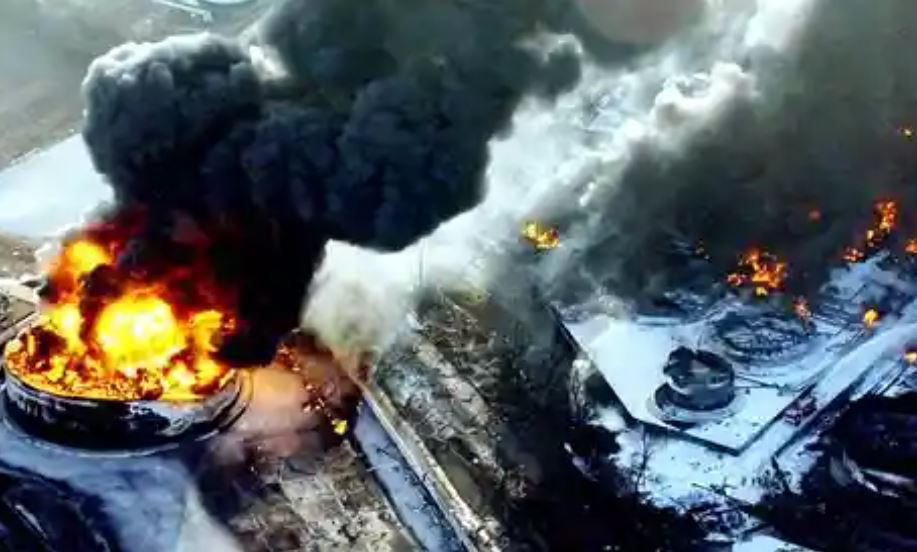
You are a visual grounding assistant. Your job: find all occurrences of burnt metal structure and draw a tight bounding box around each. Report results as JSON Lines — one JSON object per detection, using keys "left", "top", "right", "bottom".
{"left": 830, "top": 392, "right": 917, "bottom": 499}
{"left": 711, "top": 310, "right": 815, "bottom": 366}
{"left": 650, "top": 347, "right": 739, "bottom": 424}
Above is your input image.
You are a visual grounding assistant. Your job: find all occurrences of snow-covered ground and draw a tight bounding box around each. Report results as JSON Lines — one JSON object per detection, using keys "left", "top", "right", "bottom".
{"left": 0, "top": 134, "right": 110, "bottom": 238}
{"left": 561, "top": 255, "right": 917, "bottom": 513}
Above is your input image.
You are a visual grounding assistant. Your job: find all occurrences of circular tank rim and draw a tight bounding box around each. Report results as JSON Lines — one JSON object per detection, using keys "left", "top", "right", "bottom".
{"left": 0, "top": 363, "right": 251, "bottom": 451}
{"left": 2, "top": 362, "right": 239, "bottom": 406}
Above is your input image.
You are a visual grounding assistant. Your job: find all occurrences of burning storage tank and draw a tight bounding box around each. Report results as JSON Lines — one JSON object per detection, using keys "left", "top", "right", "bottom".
{"left": 1, "top": 222, "right": 251, "bottom": 448}
{"left": 0, "top": 0, "right": 593, "bottom": 447}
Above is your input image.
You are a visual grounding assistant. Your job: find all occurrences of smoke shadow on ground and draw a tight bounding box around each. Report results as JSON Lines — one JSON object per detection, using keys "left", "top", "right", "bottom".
{"left": 0, "top": 462, "right": 120, "bottom": 551}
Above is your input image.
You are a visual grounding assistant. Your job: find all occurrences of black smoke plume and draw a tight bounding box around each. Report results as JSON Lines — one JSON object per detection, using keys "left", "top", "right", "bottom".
{"left": 563, "top": 0, "right": 917, "bottom": 304}
{"left": 79, "top": 0, "right": 624, "bottom": 364}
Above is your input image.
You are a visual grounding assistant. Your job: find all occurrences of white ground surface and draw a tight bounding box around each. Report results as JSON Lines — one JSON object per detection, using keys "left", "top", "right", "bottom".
{"left": 0, "top": 134, "right": 110, "bottom": 238}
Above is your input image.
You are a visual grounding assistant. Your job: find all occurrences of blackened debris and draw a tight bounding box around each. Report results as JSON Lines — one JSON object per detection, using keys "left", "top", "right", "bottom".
{"left": 0, "top": 463, "right": 117, "bottom": 551}
{"left": 833, "top": 391, "right": 917, "bottom": 478}
{"left": 757, "top": 393, "right": 917, "bottom": 551}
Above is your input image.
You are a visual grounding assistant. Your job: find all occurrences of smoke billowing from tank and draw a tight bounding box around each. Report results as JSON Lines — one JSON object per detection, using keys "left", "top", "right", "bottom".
{"left": 78, "top": 0, "right": 628, "bottom": 364}
{"left": 563, "top": 0, "right": 917, "bottom": 302}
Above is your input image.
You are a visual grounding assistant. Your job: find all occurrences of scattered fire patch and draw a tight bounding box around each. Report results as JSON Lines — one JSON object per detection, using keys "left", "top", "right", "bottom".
{"left": 3, "top": 217, "right": 238, "bottom": 402}
{"left": 843, "top": 200, "right": 899, "bottom": 262}
{"left": 867, "top": 201, "right": 898, "bottom": 249}
{"left": 862, "top": 308, "right": 881, "bottom": 329}
{"left": 905, "top": 238, "right": 917, "bottom": 255}
{"left": 842, "top": 246, "right": 866, "bottom": 263}
{"left": 726, "top": 249, "right": 787, "bottom": 297}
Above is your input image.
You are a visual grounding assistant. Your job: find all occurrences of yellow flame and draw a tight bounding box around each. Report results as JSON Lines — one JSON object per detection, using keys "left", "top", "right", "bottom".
{"left": 332, "top": 418, "right": 349, "bottom": 436}
{"left": 521, "top": 221, "right": 560, "bottom": 250}
{"left": 93, "top": 295, "right": 187, "bottom": 378}
{"left": 727, "top": 249, "right": 787, "bottom": 297}
{"left": 4, "top": 234, "right": 235, "bottom": 401}
{"left": 843, "top": 201, "right": 899, "bottom": 261}
{"left": 61, "top": 240, "right": 111, "bottom": 277}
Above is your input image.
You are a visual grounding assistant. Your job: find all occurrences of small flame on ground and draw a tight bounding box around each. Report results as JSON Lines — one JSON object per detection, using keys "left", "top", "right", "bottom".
{"left": 842, "top": 247, "right": 865, "bottom": 263}
{"left": 521, "top": 220, "right": 560, "bottom": 250}
{"left": 844, "top": 200, "right": 899, "bottom": 262}
{"left": 905, "top": 238, "right": 917, "bottom": 255}
{"left": 331, "top": 418, "right": 349, "bottom": 435}
{"left": 904, "top": 350, "right": 917, "bottom": 364}
{"left": 862, "top": 308, "right": 880, "bottom": 329}
{"left": 726, "top": 249, "right": 787, "bottom": 297}
{"left": 871, "top": 201, "right": 898, "bottom": 245}
{"left": 901, "top": 127, "right": 914, "bottom": 139}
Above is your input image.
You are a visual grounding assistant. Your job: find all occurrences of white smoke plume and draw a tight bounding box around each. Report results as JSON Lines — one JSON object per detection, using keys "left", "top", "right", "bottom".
{"left": 302, "top": 0, "right": 823, "bottom": 358}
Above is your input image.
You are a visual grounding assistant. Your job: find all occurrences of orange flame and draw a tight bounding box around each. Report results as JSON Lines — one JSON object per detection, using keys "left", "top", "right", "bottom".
{"left": 871, "top": 201, "right": 898, "bottom": 246}
{"left": 904, "top": 350, "right": 917, "bottom": 364}
{"left": 905, "top": 238, "right": 917, "bottom": 255}
{"left": 521, "top": 220, "right": 560, "bottom": 250}
{"left": 3, "top": 235, "right": 235, "bottom": 401}
{"left": 726, "top": 249, "right": 787, "bottom": 297}
{"left": 862, "top": 308, "right": 880, "bottom": 329}
{"left": 845, "top": 201, "right": 899, "bottom": 262}
{"left": 842, "top": 247, "right": 865, "bottom": 263}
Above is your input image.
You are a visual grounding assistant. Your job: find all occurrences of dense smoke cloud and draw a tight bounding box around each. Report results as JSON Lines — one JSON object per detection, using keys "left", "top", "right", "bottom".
{"left": 79, "top": 0, "right": 653, "bottom": 364}
{"left": 555, "top": 0, "right": 917, "bottom": 303}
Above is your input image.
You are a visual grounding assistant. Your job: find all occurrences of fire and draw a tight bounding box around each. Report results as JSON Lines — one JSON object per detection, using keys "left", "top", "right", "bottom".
{"left": 3, "top": 231, "right": 236, "bottom": 401}
{"left": 844, "top": 200, "right": 899, "bottom": 262}
{"left": 904, "top": 351, "right": 917, "bottom": 364}
{"left": 332, "top": 418, "right": 349, "bottom": 436}
{"left": 521, "top": 220, "right": 560, "bottom": 250}
{"left": 862, "top": 308, "right": 880, "bottom": 329}
{"left": 905, "top": 238, "right": 917, "bottom": 255}
{"left": 842, "top": 247, "right": 865, "bottom": 263}
{"left": 870, "top": 200, "right": 898, "bottom": 247}
{"left": 726, "top": 249, "right": 787, "bottom": 297}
